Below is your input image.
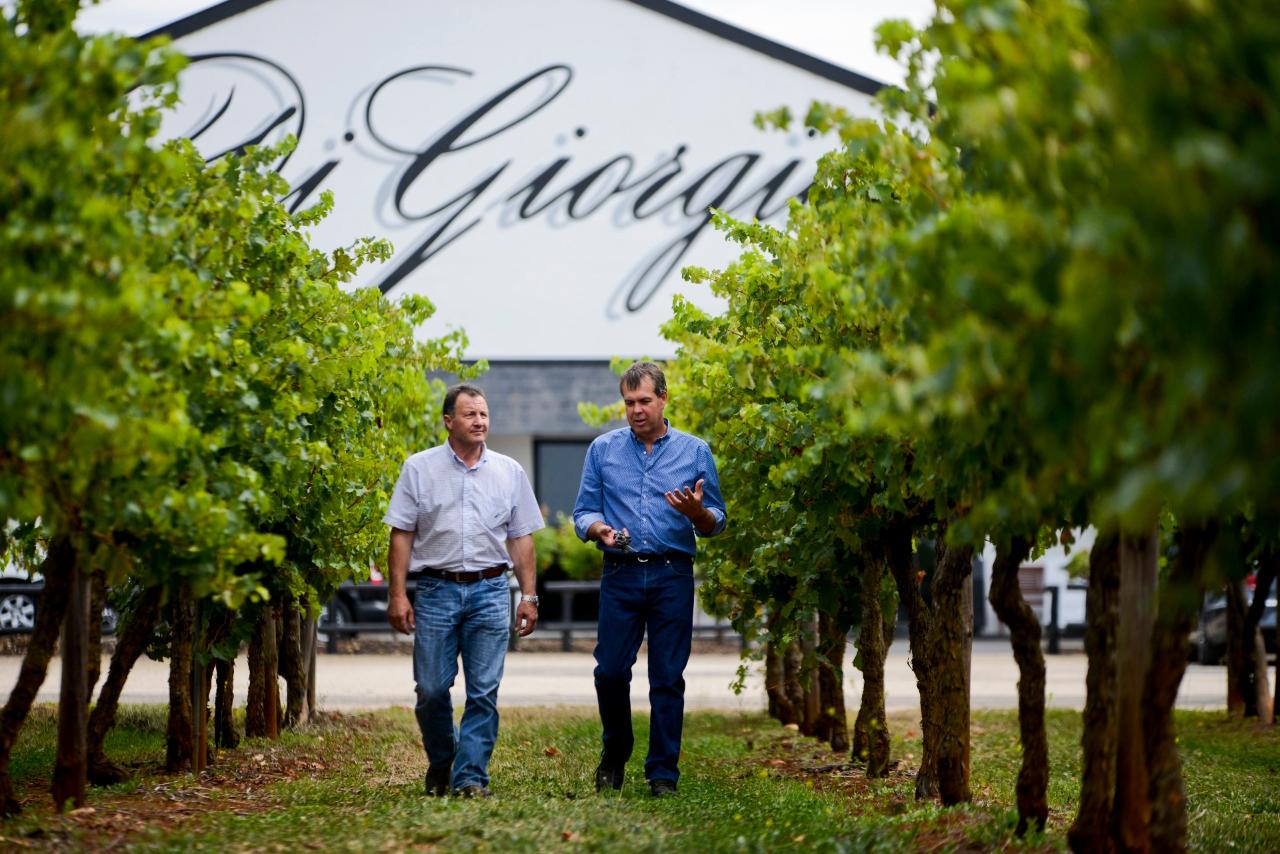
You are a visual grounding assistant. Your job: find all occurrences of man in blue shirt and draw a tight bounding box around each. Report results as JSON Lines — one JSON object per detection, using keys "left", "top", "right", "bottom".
{"left": 573, "top": 362, "right": 727, "bottom": 798}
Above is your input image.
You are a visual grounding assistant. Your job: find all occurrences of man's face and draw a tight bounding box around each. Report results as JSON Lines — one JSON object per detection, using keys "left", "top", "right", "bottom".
{"left": 623, "top": 377, "right": 667, "bottom": 439}
{"left": 444, "top": 393, "right": 489, "bottom": 448}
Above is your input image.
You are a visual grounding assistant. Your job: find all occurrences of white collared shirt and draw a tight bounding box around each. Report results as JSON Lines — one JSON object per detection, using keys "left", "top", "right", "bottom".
{"left": 383, "top": 443, "right": 543, "bottom": 572}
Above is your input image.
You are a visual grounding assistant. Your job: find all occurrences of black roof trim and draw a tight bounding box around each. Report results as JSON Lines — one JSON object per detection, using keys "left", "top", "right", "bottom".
{"left": 621, "top": 0, "right": 884, "bottom": 96}
{"left": 140, "top": 0, "right": 886, "bottom": 96}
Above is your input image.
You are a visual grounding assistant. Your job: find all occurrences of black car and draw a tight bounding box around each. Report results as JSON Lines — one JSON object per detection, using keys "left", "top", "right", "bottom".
{"left": 318, "top": 568, "right": 395, "bottom": 640}
{"left": 1194, "top": 587, "right": 1277, "bottom": 665}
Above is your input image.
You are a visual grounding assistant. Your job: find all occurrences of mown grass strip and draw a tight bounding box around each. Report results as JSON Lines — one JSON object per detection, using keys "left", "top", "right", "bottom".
{"left": 2, "top": 704, "right": 1277, "bottom": 852}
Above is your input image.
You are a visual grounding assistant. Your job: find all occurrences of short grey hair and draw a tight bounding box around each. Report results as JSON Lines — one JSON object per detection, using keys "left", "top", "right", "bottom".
{"left": 443, "top": 383, "right": 486, "bottom": 417}
{"left": 619, "top": 361, "right": 666, "bottom": 397}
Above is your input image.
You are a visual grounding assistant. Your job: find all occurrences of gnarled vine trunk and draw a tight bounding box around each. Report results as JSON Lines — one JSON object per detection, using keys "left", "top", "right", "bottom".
{"left": 1144, "top": 522, "right": 1217, "bottom": 854}
{"left": 854, "top": 556, "right": 890, "bottom": 777}
{"left": 282, "top": 595, "right": 310, "bottom": 728}
{"left": 987, "top": 535, "right": 1045, "bottom": 836}
{"left": 1240, "top": 563, "right": 1276, "bottom": 722}
{"left": 817, "top": 609, "right": 850, "bottom": 753}
{"left": 885, "top": 518, "right": 939, "bottom": 800}
{"left": 88, "top": 585, "right": 163, "bottom": 784}
{"left": 1068, "top": 531, "right": 1120, "bottom": 854}
{"left": 765, "top": 642, "right": 785, "bottom": 722}
{"left": 246, "top": 607, "right": 280, "bottom": 739}
{"left": 800, "top": 613, "right": 821, "bottom": 737}
{"left": 1225, "top": 580, "right": 1249, "bottom": 716}
{"left": 928, "top": 538, "right": 974, "bottom": 806}
{"left": 1113, "top": 529, "right": 1160, "bottom": 851}
{"left": 214, "top": 657, "right": 240, "bottom": 749}
{"left": 764, "top": 611, "right": 795, "bottom": 724}
{"left": 783, "top": 638, "right": 806, "bottom": 732}
{"left": 165, "top": 586, "right": 196, "bottom": 772}
{"left": 0, "top": 534, "right": 74, "bottom": 815}
{"left": 51, "top": 557, "right": 89, "bottom": 812}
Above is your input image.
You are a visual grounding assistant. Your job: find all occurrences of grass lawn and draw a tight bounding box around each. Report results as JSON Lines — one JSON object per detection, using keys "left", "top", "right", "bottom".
{"left": 1, "top": 703, "right": 1277, "bottom": 852}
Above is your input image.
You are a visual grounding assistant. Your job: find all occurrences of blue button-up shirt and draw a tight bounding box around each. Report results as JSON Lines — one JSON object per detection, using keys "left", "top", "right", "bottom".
{"left": 573, "top": 421, "right": 726, "bottom": 557}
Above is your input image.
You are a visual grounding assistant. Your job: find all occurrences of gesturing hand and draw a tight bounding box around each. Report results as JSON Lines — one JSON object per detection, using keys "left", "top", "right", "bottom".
{"left": 664, "top": 479, "right": 706, "bottom": 519}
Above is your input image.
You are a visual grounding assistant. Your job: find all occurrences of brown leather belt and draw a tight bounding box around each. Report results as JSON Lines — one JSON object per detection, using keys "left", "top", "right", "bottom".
{"left": 417, "top": 565, "right": 507, "bottom": 582}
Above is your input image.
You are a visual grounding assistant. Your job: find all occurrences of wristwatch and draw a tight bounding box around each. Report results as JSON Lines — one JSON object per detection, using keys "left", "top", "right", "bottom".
{"left": 520, "top": 594, "right": 539, "bottom": 605}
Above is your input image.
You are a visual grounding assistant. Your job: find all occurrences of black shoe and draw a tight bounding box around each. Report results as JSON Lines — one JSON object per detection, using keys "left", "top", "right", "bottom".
{"left": 594, "top": 762, "right": 624, "bottom": 792}
{"left": 425, "top": 765, "right": 450, "bottom": 797}
{"left": 649, "top": 779, "right": 677, "bottom": 798}
{"left": 454, "top": 785, "right": 493, "bottom": 798}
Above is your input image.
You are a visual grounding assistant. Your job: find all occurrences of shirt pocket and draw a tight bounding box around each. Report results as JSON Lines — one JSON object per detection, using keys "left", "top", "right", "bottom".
{"left": 484, "top": 494, "right": 512, "bottom": 530}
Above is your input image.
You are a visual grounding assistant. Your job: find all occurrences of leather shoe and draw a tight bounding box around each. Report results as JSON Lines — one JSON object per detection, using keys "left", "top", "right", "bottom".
{"left": 594, "top": 762, "right": 624, "bottom": 792}
{"left": 425, "top": 765, "right": 450, "bottom": 797}
{"left": 454, "top": 785, "right": 493, "bottom": 798}
{"left": 649, "top": 779, "right": 678, "bottom": 798}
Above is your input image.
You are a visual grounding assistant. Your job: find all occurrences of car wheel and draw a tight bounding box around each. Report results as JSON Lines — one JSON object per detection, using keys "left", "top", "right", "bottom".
{"left": 0, "top": 593, "right": 37, "bottom": 632}
{"left": 317, "top": 599, "right": 353, "bottom": 645}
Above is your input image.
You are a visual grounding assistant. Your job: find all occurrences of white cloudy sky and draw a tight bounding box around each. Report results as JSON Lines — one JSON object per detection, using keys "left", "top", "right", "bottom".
{"left": 74, "top": 0, "right": 936, "bottom": 85}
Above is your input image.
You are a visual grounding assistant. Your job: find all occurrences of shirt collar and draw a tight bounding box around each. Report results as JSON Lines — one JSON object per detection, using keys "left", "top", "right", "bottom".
{"left": 446, "top": 439, "right": 488, "bottom": 470}
{"left": 630, "top": 419, "right": 672, "bottom": 445}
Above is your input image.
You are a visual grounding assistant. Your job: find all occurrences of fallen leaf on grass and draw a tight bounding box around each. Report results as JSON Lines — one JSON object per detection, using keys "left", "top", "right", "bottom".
{"left": 544, "top": 746, "right": 561, "bottom": 757}
{"left": 561, "top": 830, "right": 581, "bottom": 842}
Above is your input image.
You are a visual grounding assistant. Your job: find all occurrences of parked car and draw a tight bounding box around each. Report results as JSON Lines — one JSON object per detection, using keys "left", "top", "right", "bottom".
{"left": 316, "top": 567, "right": 522, "bottom": 642}
{"left": 1195, "top": 583, "right": 1277, "bottom": 665}
{"left": 0, "top": 563, "right": 119, "bottom": 635}
{"left": 0, "top": 565, "right": 38, "bottom": 633}
{"left": 318, "top": 566, "right": 393, "bottom": 641}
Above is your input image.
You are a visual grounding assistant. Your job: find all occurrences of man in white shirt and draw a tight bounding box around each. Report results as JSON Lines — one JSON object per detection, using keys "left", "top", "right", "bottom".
{"left": 384, "top": 384, "right": 543, "bottom": 797}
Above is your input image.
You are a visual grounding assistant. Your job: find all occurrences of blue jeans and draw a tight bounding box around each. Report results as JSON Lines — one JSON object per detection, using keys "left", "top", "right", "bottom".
{"left": 593, "top": 555, "right": 694, "bottom": 784}
{"left": 412, "top": 574, "right": 510, "bottom": 790}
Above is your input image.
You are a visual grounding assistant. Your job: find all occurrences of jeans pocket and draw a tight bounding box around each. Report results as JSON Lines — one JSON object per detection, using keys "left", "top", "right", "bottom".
{"left": 669, "top": 560, "right": 694, "bottom": 578}
{"left": 414, "top": 577, "right": 444, "bottom": 600}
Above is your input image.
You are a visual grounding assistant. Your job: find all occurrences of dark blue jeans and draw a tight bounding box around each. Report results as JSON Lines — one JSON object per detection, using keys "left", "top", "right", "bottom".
{"left": 593, "top": 555, "right": 694, "bottom": 784}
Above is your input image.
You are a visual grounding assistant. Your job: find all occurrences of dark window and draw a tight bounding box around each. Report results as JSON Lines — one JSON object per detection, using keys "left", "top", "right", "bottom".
{"left": 534, "top": 440, "right": 592, "bottom": 522}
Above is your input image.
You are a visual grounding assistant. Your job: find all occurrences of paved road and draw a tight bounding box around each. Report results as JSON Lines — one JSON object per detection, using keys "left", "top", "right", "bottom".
{"left": 1, "top": 640, "right": 1229, "bottom": 712}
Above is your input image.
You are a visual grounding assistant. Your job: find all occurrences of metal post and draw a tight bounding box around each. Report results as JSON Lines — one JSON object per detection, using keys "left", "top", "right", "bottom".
{"left": 1047, "top": 586, "right": 1061, "bottom": 655}
{"left": 560, "top": 588, "right": 575, "bottom": 652}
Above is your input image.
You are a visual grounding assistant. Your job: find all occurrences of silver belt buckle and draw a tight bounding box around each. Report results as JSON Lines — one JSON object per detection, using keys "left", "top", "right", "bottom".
{"left": 636, "top": 553, "right": 651, "bottom": 563}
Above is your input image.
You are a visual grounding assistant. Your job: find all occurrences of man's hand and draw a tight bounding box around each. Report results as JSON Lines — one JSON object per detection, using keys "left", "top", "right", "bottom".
{"left": 515, "top": 599, "right": 538, "bottom": 637}
{"left": 588, "top": 520, "right": 622, "bottom": 548}
{"left": 665, "top": 479, "right": 706, "bottom": 518}
{"left": 388, "top": 592, "right": 414, "bottom": 635}
{"left": 666, "top": 479, "right": 717, "bottom": 534}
